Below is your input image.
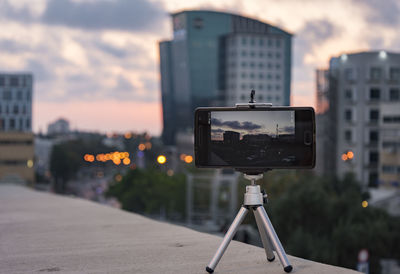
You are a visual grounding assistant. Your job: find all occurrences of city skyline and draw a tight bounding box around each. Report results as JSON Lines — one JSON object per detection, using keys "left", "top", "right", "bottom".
{"left": 211, "top": 111, "right": 294, "bottom": 141}
{"left": 1, "top": 0, "right": 400, "bottom": 135}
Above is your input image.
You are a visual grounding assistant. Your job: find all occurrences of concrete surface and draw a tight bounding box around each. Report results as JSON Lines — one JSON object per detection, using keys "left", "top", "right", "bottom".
{"left": 0, "top": 185, "right": 361, "bottom": 274}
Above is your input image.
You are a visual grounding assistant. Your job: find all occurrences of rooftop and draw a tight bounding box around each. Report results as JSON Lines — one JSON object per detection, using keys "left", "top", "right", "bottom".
{"left": 0, "top": 184, "right": 361, "bottom": 274}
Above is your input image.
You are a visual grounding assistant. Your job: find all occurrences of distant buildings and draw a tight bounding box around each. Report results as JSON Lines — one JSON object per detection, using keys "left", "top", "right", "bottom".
{"left": 47, "top": 118, "right": 70, "bottom": 136}
{"left": 159, "top": 10, "right": 292, "bottom": 145}
{"left": 315, "top": 51, "right": 400, "bottom": 187}
{"left": 0, "top": 73, "right": 34, "bottom": 184}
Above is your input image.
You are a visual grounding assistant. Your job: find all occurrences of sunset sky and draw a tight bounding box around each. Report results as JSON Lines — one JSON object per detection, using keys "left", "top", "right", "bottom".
{"left": 1, "top": 0, "right": 399, "bottom": 135}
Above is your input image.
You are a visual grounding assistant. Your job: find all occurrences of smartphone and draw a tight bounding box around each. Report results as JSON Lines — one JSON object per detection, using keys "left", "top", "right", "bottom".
{"left": 194, "top": 106, "right": 315, "bottom": 171}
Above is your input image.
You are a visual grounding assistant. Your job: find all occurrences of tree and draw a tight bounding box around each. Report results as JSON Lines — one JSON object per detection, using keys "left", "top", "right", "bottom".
{"left": 236, "top": 171, "right": 400, "bottom": 274}
{"left": 106, "top": 168, "right": 186, "bottom": 221}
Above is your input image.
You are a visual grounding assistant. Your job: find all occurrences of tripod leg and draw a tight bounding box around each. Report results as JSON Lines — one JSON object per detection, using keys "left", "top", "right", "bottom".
{"left": 255, "top": 206, "right": 293, "bottom": 273}
{"left": 253, "top": 208, "right": 275, "bottom": 261}
{"left": 206, "top": 206, "right": 249, "bottom": 273}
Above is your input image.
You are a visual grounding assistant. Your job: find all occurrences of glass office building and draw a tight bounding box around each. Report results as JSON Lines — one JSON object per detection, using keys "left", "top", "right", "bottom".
{"left": 160, "top": 10, "right": 292, "bottom": 145}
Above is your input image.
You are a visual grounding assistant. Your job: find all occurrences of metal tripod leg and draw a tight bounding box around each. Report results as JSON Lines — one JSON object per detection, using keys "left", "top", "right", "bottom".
{"left": 253, "top": 208, "right": 275, "bottom": 261}
{"left": 255, "top": 206, "right": 293, "bottom": 273}
{"left": 206, "top": 206, "right": 249, "bottom": 273}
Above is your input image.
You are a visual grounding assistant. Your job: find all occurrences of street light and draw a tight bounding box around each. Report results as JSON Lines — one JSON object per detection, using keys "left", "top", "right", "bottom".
{"left": 157, "top": 155, "right": 166, "bottom": 164}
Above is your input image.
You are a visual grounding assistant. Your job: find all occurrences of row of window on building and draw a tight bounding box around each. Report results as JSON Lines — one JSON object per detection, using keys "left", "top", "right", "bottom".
{"left": 228, "top": 61, "right": 281, "bottom": 69}
{"left": 0, "top": 118, "right": 31, "bottom": 130}
{"left": 0, "top": 104, "right": 30, "bottom": 115}
{"left": 228, "top": 36, "right": 283, "bottom": 48}
{"left": 343, "top": 129, "right": 380, "bottom": 143}
{"left": 344, "top": 67, "right": 400, "bottom": 81}
{"left": 343, "top": 87, "right": 400, "bottom": 101}
{"left": 382, "top": 165, "right": 400, "bottom": 174}
{"left": 228, "top": 83, "right": 281, "bottom": 91}
{"left": 343, "top": 109, "right": 398, "bottom": 123}
{"left": 0, "top": 90, "right": 32, "bottom": 101}
{"left": 0, "top": 76, "right": 31, "bottom": 88}
{"left": 229, "top": 50, "right": 282, "bottom": 59}
{"left": 228, "top": 72, "right": 282, "bottom": 80}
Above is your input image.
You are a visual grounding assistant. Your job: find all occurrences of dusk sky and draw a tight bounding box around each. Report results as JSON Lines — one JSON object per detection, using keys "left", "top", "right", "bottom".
{"left": 1, "top": 0, "right": 399, "bottom": 135}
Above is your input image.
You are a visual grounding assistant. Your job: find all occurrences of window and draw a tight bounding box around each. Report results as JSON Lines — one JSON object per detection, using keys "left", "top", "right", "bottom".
{"left": 250, "top": 38, "right": 255, "bottom": 46}
{"left": 241, "top": 62, "right": 247, "bottom": 67}
{"left": 267, "top": 85, "right": 272, "bottom": 91}
{"left": 19, "top": 118, "right": 23, "bottom": 130}
{"left": 345, "top": 109, "right": 352, "bottom": 121}
{"left": 259, "top": 73, "right": 264, "bottom": 79}
{"left": 0, "top": 76, "right": 4, "bottom": 86}
{"left": 10, "top": 76, "right": 18, "bottom": 87}
{"left": 275, "top": 85, "right": 280, "bottom": 90}
{"left": 389, "top": 67, "right": 400, "bottom": 81}
{"left": 383, "top": 115, "right": 400, "bottom": 123}
{"left": 250, "top": 62, "right": 255, "bottom": 68}
{"left": 268, "top": 39, "right": 273, "bottom": 47}
{"left": 0, "top": 105, "right": 2, "bottom": 114}
{"left": 276, "top": 40, "right": 281, "bottom": 47}
{"left": 268, "top": 63, "right": 272, "bottom": 69}
{"left": 259, "top": 63, "right": 263, "bottom": 68}
{"left": 241, "top": 73, "right": 247, "bottom": 79}
{"left": 267, "top": 52, "right": 272, "bottom": 58}
{"left": 26, "top": 118, "right": 30, "bottom": 129}
{"left": 344, "top": 130, "right": 352, "bottom": 142}
{"left": 13, "top": 105, "right": 18, "bottom": 114}
{"left": 27, "top": 92, "right": 31, "bottom": 101}
{"left": 241, "top": 84, "right": 246, "bottom": 90}
{"left": 259, "top": 52, "right": 264, "bottom": 57}
{"left": 241, "top": 94, "right": 246, "bottom": 100}
{"left": 390, "top": 88, "right": 399, "bottom": 100}
{"left": 250, "top": 83, "right": 255, "bottom": 89}
{"left": 275, "top": 95, "right": 280, "bottom": 101}
{"left": 250, "top": 51, "right": 255, "bottom": 57}
{"left": 370, "top": 67, "right": 382, "bottom": 80}
{"left": 369, "top": 151, "right": 378, "bottom": 163}
{"left": 193, "top": 17, "right": 203, "bottom": 29}
{"left": 382, "top": 165, "right": 396, "bottom": 174}
{"left": 276, "top": 74, "right": 281, "bottom": 80}
{"left": 242, "top": 37, "right": 247, "bottom": 45}
{"left": 369, "top": 110, "right": 379, "bottom": 122}
{"left": 276, "top": 52, "right": 281, "bottom": 58}
{"left": 258, "top": 84, "right": 263, "bottom": 90}
{"left": 345, "top": 68, "right": 354, "bottom": 81}
{"left": 250, "top": 73, "right": 255, "bottom": 79}
{"left": 9, "top": 118, "right": 15, "bottom": 129}
{"left": 267, "top": 74, "right": 272, "bottom": 79}
{"left": 258, "top": 95, "right": 263, "bottom": 100}
{"left": 370, "top": 88, "right": 380, "bottom": 100}
{"left": 3, "top": 90, "right": 11, "bottom": 100}
{"left": 345, "top": 89, "right": 353, "bottom": 100}
{"left": 368, "top": 172, "right": 378, "bottom": 187}
{"left": 17, "top": 90, "right": 23, "bottom": 100}
{"left": 259, "top": 39, "right": 264, "bottom": 46}
{"left": 369, "top": 130, "right": 379, "bottom": 143}
{"left": 241, "top": 50, "right": 247, "bottom": 57}
{"left": 276, "top": 64, "right": 281, "bottom": 69}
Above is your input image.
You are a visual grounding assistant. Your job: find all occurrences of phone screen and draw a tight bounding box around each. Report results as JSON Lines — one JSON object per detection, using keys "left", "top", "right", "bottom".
{"left": 195, "top": 107, "right": 315, "bottom": 169}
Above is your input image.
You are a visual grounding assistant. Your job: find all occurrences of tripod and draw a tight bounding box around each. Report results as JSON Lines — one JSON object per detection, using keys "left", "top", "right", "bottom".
{"left": 205, "top": 173, "right": 292, "bottom": 273}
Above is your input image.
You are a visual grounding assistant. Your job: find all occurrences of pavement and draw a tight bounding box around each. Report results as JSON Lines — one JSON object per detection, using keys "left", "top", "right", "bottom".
{"left": 0, "top": 184, "right": 361, "bottom": 274}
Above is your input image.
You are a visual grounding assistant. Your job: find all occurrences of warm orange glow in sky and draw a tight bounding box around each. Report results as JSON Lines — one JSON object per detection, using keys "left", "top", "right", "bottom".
{"left": 1, "top": 0, "right": 399, "bottom": 135}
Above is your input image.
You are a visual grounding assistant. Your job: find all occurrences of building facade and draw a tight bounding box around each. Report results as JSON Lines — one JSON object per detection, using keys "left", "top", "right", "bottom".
{"left": 0, "top": 73, "right": 34, "bottom": 184}
{"left": 315, "top": 51, "right": 400, "bottom": 187}
{"left": 48, "top": 118, "right": 70, "bottom": 136}
{"left": 159, "top": 10, "right": 292, "bottom": 144}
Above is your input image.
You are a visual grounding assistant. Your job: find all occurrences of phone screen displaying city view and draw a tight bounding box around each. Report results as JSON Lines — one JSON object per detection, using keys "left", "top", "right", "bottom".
{"left": 209, "top": 110, "right": 297, "bottom": 167}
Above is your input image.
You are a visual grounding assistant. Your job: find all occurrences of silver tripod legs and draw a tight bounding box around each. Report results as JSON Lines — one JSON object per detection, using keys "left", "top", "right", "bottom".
{"left": 206, "top": 206, "right": 249, "bottom": 273}
{"left": 254, "top": 208, "right": 275, "bottom": 261}
{"left": 205, "top": 205, "right": 292, "bottom": 273}
{"left": 254, "top": 206, "right": 292, "bottom": 273}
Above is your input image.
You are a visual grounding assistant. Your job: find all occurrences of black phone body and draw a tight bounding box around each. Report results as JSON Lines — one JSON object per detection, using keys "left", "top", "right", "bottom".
{"left": 194, "top": 106, "right": 315, "bottom": 171}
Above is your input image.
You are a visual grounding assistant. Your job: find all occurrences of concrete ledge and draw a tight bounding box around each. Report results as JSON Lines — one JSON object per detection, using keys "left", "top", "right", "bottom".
{"left": 0, "top": 185, "right": 360, "bottom": 274}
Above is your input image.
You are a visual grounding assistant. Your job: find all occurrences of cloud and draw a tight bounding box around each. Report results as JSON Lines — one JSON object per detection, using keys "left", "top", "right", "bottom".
{"left": 353, "top": 0, "right": 400, "bottom": 27}
{"left": 211, "top": 118, "right": 262, "bottom": 130}
{"left": 41, "top": 0, "right": 168, "bottom": 32}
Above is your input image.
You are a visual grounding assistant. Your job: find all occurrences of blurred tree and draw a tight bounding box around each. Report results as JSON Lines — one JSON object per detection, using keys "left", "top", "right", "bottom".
{"left": 50, "top": 139, "right": 114, "bottom": 194}
{"left": 106, "top": 168, "right": 186, "bottom": 221}
{"left": 236, "top": 171, "right": 399, "bottom": 274}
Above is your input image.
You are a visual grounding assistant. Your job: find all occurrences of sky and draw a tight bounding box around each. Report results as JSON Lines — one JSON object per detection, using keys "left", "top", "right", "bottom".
{"left": 1, "top": 0, "right": 399, "bottom": 135}
{"left": 211, "top": 111, "right": 294, "bottom": 140}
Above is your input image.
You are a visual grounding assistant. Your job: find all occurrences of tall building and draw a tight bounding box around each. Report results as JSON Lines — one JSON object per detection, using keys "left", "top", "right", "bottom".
{"left": 315, "top": 51, "right": 400, "bottom": 187}
{"left": 159, "top": 10, "right": 292, "bottom": 144}
{"left": 0, "top": 73, "right": 34, "bottom": 184}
